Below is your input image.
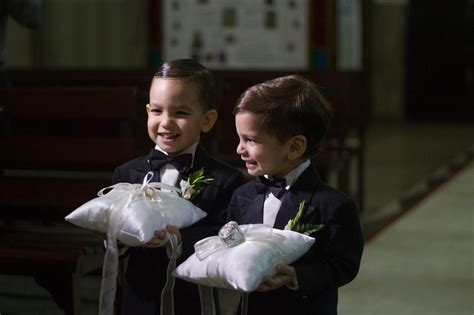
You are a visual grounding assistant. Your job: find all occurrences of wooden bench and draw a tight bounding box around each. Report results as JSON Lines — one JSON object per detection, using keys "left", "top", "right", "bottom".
{"left": 0, "top": 86, "right": 140, "bottom": 314}
{"left": 8, "top": 69, "right": 369, "bottom": 210}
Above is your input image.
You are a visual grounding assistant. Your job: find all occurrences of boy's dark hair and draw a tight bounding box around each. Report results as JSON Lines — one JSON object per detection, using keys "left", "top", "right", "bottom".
{"left": 233, "top": 74, "right": 332, "bottom": 157}
{"left": 154, "top": 58, "right": 216, "bottom": 111}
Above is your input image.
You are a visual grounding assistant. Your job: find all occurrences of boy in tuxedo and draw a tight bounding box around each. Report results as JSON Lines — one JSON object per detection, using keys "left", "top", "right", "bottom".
{"left": 228, "top": 75, "right": 364, "bottom": 315}
{"left": 113, "top": 59, "right": 244, "bottom": 315}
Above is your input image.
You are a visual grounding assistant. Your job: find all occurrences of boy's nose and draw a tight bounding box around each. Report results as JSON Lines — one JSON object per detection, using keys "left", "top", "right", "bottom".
{"left": 236, "top": 142, "right": 245, "bottom": 155}
{"left": 160, "top": 114, "right": 173, "bottom": 127}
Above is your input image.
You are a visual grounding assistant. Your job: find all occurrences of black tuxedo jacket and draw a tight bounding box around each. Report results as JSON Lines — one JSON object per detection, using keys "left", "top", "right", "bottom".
{"left": 113, "top": 144, "right": 244, "bottom": 315}
{"left": 227, "top": 164, "right": 364, "bottom": 315}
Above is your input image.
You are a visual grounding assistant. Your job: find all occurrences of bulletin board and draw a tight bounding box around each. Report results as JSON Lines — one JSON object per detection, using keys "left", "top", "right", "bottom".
{"left": 162, "top": 0, "right": 309, "bottom": 70}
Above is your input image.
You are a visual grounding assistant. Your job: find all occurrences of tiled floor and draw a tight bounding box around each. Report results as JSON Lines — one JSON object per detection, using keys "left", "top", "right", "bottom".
{"left": 339, "top": 160, "right": 474, "bottom": 315}
{"left": 363, "top": 121, "right": 474, "bottom": 215}
{"left": 1, "top": 120, "right": 473, "bottom": 314}
{"left": 360, "top": 121, "right": 474, "bottom": 236}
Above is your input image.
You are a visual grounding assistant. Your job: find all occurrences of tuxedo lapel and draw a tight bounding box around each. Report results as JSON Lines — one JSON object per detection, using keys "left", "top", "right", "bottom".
{"left": 181, "top": 144, "right": 210, "bottom": 188}
{"left": 190, "top": 144, "right": 209, "bottom": 173}
{"left": 128, "top": 155, "right": 155, "bottom": 183}
{"left": 237, "top": 193, "right": 265, "bottom": 224}
{"left": 128, "top": 168, "right": 151, "bottom": 183}
{"left": 273, "top": 166, "right": 320, "bottom": 229}
{"left": 182, "top": 145, "right": 211, "bottom": 204}
{"left": 234, "top": 180, "right": 266, "bottom": 224}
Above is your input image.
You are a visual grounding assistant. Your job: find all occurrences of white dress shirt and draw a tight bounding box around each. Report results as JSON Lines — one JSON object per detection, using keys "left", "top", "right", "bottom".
{"left": 152, "top": 142, "right": 199, "bottom": 252}
{"left": 155, "top": 142, "right": 198, "bottom": 188}
{"left": 263, "top": 160, "right": 311, "bottom": 227}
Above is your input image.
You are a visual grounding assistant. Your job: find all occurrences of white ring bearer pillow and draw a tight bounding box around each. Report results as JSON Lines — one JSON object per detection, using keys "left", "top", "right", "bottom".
{"left": 174, "top": 221, "right": 315, "bottom": 292}
{"left": 64, "top": 171, "right": 207, "bottom": 246}
{"left": 65, "top": 171, "right": 209, "bottom": 315}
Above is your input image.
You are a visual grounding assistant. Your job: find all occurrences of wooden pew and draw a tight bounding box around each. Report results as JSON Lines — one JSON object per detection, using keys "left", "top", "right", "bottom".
{"left": 8, "top": 69, "right": 369, "bottom": 210}
{"left": 0, "top": 86, "right": 140, "bottom": 314}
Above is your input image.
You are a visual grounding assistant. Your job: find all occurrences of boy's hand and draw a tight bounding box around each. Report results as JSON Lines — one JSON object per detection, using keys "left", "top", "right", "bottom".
{"left": 255, "top": 264, "right": 296, "bottom": 292}
{"left": 143, "top": 225, "right": 182, "bottom": 247}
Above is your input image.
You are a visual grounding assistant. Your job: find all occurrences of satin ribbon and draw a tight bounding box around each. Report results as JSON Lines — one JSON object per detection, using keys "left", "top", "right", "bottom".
{"left": 160, "top": 232, "right": 179, "bottom": 315}
{"left": 98, "top": 171, "right": 182, "bottom": 315}
{"left": 195, "top": 222, "right": 245, "bottom": 315}
{"left": 195, "top": 223, "right": 286, "bottom": 261}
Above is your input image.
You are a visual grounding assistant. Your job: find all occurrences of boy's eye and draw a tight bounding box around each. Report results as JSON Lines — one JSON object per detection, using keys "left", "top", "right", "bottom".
{"left": 151, "top": 108, "right": 162, "bottom": 113}
{"left": 176, "top": 110, "right": 190, "bottom": 115}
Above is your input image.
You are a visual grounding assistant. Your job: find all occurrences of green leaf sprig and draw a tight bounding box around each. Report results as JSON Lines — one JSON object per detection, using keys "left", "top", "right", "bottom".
{"left": 289, "top": 201, "right": 324, "bottom": 236}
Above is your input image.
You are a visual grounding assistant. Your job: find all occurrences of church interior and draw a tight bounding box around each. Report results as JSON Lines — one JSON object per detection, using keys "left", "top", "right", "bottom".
{"left": 0, "top": 1, "right": 472, "bottom": 314}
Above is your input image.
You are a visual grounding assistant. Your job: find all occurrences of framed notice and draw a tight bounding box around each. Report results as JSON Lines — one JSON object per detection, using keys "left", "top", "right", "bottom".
{"left": 162, "top": 0, "right": 309, "bottom": 70}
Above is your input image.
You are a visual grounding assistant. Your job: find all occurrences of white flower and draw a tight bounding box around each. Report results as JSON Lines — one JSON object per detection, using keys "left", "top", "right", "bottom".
{"left": 180, "top": 179, "right": 189, "bottom": 194}
{"left": 179, "top": 179, "right": 193, "bottom": 200}
{"left": 179, "top": 167, "right": 213, "bottom": 201}
{"left": 183, "top": 186, "right": 195, "bottom": 200}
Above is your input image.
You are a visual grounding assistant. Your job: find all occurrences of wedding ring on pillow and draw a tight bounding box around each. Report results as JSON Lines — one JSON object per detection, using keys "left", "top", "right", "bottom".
{"left": 219, "top": 221, "right": 245, "bottom": 247}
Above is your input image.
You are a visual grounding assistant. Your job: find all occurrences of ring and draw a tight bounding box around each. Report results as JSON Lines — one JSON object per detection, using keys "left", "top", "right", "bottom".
{"left": 218, "top": 221, "right": 245, "bottom": 247}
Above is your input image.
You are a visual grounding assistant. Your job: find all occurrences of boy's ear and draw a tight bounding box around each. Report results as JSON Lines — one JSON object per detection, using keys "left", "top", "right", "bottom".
{"left": 287, "top": 135, "right": 307, "bottom": 160}
{"left": 201, "top": 109, "right": 218, "bottom": 133}
{"left": 145, "top": 104, "right": 151, "bottom": 113}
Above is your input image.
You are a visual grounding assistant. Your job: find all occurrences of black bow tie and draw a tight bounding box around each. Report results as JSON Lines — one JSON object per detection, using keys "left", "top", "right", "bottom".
{"left": 148, "top": 149, "right": 192, "bottom": 174}
{"left": 255, "top": 176, "right": 287, "bottom": 198}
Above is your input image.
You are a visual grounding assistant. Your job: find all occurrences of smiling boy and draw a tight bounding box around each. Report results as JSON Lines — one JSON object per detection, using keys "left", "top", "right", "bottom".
{"left": 112, "top": 59, "right": 244, "bottom": 315}
{"left": 227, "top": 75, "right": 364, "bottom": 315}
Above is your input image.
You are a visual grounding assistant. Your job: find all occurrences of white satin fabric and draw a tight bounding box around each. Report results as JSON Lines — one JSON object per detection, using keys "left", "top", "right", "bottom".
{"left": 174, "top": 224, "right": 315, "bottom": 292}
{"left": 65, "top": 176, "right": 207, "bottom": 247}
{"left": 65, "top": 172, "right": 206, "bottom": 315}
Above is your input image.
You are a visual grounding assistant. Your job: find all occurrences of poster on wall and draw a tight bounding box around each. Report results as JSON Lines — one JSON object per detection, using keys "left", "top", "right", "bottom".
{"left": 163, "top": 0, "right": 309, "bottom": 70}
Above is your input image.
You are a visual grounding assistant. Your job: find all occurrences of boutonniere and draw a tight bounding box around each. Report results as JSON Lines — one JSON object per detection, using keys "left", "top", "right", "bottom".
{"left": 285, "top": 201, "right": 324, "bottom": 235}
{"left": 179, "top": 167, "right": 213, "bottom": 201}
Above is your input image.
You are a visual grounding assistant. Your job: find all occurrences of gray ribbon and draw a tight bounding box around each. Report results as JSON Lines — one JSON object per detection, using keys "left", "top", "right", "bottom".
{"left": 160, "top": 233, "right": 179, "bottom": 315}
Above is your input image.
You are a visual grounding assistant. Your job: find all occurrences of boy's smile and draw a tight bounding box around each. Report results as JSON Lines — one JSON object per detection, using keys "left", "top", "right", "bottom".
{"left": 243, "top": 159, "right": 258, "bottom": 171}
{"left": 158, "top": 132, "right": 179, "bottom": 142}
{"left": 147, "top": 78, "right": 216, "bottom": 155}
